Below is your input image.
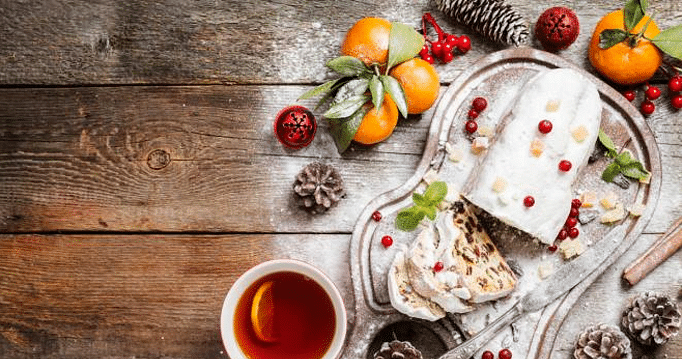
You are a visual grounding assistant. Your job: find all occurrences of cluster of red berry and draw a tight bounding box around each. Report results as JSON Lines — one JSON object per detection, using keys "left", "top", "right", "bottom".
{"left": 464, "top": 97, "right": 488, "bottom": 134}
{"left": 482, "top": 348, "right": 513, "bottom": 359}
{"left": 548, "top": 199, "right": 582, "bottom": 252}
{"left": 419, "top": 13, "right": 471, "bottom": 64}
{"left": 623, "top": 74, "right": 682, "bottom": 115}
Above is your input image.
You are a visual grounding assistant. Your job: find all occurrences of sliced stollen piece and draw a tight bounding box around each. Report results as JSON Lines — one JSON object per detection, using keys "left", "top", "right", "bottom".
{"left": 388, "top": 249, "right": 446, "bottom": 321}
{"left": 442, "top": 201, "right": 517, "bottom": 303}
{"left": 463, "top": 68, "right": 602, "bottom": 245}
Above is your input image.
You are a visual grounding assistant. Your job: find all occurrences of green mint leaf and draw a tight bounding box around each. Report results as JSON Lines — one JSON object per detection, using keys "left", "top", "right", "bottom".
{"left": 326, "top": 56, "right": 370, "bottom": 76}
{"left": 298, "top": 78, "right": 343, "bottom": 101}
{"left": 615, "top": 150, "right": 634, "bottom": 166}
{"left": 333, "top": 78, "right": 369, "bottom": 105}
{"left": 412, "top": 193, "right": 429, "bottom": 207}
{"left": 424, "top": 206, "right": 437, "bottom": 221}
{"left": 380, "top": 75, "right": 408, "bottom": 118}
{"left": 324, "top": 94, "right": 368, "bottom": 119}
{"left": 598, "top": 129, "right": 618, "bottom": 153}
{"left": 387, "top": 22, "right": 424, "bottom": 72}
{"left": 396, "top": 206, "right": 424, "bottom": 231}
{"left": 623, "top": 0, "right": 647, "bottom": 32}
{"left": 423, "top": 181, "right": 448, "bottom": 205}
{"left": 621, "top": 161, "right": 649, "bottom": 180}
{"left": 599, "top": 29, "right": 629, "bottom": 49}
{"left": 369, "top": 75, "right": 384, "bottom": 112}
{"left": 652, "top": 25, "right": 682, "bottom": 60}
{"left": 328, "top": 106, "right": 369, "bottom": 153}
{"left": 602, "top": 162, "right": 622, "bottom": 182}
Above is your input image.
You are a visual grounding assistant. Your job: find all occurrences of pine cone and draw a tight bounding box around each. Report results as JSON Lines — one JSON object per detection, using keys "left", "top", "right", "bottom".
{"left": 435, "top": 0, "right": 530, "bottom": 46}
{"left": 373, "top": 340, "right": 423, "bottom": 359}
{"left": 574, "top": 324, "right": 632, "bottom": 359}
{"left": 293, "top": 162, "right": 344, "bottom": 213}
{"left": 621, "top": 291, "right": 681, "bottom": 346}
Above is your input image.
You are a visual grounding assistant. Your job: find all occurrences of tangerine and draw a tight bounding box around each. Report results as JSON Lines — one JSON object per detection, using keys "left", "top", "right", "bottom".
{"left": 588, "top": 9, "right": 661, "bottom": 85}
{"left": 389, "top": 58, "right": 440, "bottom": 114}
{"left": 341, "top": 17, "right": 391, "bottom": 67}
{"left": 353, "top": 95, "right": 399, "bottom": 145}
{"left": 251, "top": 281, "right": 277, "bottom": 343}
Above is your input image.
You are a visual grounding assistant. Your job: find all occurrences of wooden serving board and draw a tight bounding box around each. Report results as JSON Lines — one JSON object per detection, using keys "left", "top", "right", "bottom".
{"left": 343, "top": 48, "right": 661, "bottom": 359}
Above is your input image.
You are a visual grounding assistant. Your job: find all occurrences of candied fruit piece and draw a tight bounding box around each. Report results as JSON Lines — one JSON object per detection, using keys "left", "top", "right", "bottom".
{"left": 492, "top": 177, "right": 507, "bottom": 193}
{"left": 571, "top": 125, "right": 589, "bottom": 142}
{"left": 530, "top": 138, "right": 545, "bottom": 157}
{"left": 545, "top": 99, "right": 561, "bottom": 112}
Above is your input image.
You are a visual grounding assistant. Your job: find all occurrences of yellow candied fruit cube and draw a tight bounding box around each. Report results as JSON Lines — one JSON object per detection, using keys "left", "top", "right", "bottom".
{"left": 546, "top": 99, "right": 561, "bottom": 112}
{"left": 579, "top": 191, "right": 597, "bottom": 208}
{"left": 445, "top": 142, "right": 463, "bottom": 162}
{"left": 639, "top": 172, "right": 651, "bottom": 184}
{"left": 471, "top": 137, "right": 489, "bottom": 155}
{"left": 559, "top": 238, "right": 585, "bottom": 260}
{"left": 601, "top": 203, "right": 626, "bottom": 224}
{"left": 477, "top": 125, "right": 494, "bottom": 138}
{"left": 492, "top": 177, "right": 507, "bottom": 193}
{"left": 600, "top": 191, "right": 619, "bottom": 210}
{"left": 530, "top": 138, "right": 545, "bottom": 157}
{"left": 571, "top": 125, "right": 589, "bottom": 142}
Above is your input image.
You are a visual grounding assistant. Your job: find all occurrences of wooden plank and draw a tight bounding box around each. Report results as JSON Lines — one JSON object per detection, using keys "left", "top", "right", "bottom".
{"left": 0, "top": 0, "right": 680, "bottom": 85}
{"left": 1, "top": 85, "right": 680, "bottom": 233}
{"left": 0, "top": 85, "right": 428, "bottom": 233}
{"left": 0, "top": 233, "right": 352, "bottom": 359}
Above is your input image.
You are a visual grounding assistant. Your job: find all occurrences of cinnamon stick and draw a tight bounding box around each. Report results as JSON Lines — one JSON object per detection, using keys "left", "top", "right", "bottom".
{"left": 623, "top": 217, "right": 682, "bottom": 286}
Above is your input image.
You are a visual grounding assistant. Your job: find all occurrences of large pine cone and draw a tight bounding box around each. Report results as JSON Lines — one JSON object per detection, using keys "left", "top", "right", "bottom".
{"left": 374, "top": 340, "right": 423, "bottom": 359}
{"left": 293, "top": 162, "right": 344, "bottom": 213}
{"left": 574, "top": 324, "right": 632, "bottom": 359}
{"left": 622, "top": 291, "right": 681, "bottom": 345}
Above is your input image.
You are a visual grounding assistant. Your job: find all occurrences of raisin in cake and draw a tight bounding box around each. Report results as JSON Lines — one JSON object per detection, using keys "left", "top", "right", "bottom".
{"left": 463, "top": 68, "right": 601, "bottom": 245}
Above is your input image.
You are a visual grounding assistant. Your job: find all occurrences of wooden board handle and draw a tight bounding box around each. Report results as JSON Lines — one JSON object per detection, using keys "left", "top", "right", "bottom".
{"left": 623, "top": 218, "right": 682, "bottom": 286}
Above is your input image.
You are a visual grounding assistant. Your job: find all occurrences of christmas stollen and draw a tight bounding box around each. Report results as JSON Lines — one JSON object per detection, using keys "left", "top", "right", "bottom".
{"left": 462, "top": 68, "right": 602, "bottom": 245}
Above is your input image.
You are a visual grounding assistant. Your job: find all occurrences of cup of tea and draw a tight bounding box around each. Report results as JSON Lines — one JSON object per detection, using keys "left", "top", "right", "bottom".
{"left": 220, "top": 259, "right": 347, "bottom": 359}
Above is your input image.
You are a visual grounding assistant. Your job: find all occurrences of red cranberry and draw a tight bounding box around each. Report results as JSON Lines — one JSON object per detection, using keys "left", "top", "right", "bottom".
{"left": 441, "top": 50, "right": 454, "bottom": 63}
{"left": 669, "top": 75, "right": 682, "bottom": 92}
{"left": 535, "top": 7, "right": 580, "bottom": 51}
{"left": 482, "top": 351, "right": 495, "bottom": 359}
{"left": 568, "top": 227, "right": 579, "bottom": 238}
{"left": 499, "top": 348, "right": 513, "bottom": 359}
{"left": 445, "top": 34, "right": 459, "bottom": 47}
{"left": 557, "top": 228, "right": 568, "bottom": 240}
{"left": 381, "top": 235, "right": 393, "bottom": 248}
{"left": 558, "top": 160, "right": 572, "bottom": 172}
{"left": 372, "top": 211, "right": 382, "bottom": 222}
{"left": 472, "top": 97, "right": 488, "bottom": 112}
{"left": 419, "top": 44, "right": 430, "bottom": 57}
{"left": 422, "top": 54, "right": 435, "bottom": 64}
{"left": 457, "top": 35, "right": 471, "bottom": 53}
{"left": 645, "top": 85, "right": 661, "bottom": 100}
{"left": 524, "top": 196, "right": 535, "bottom": 207}
{"left": 571, "top": 199, "right": 582, "bottom": 208}
{"left": 569, "top": 207, "right": 579, "bottom": 218}
{"left": 465, "top": 120, "right": 478, "bottom": 133}
{"left": 565, "top": 217, "right": 578, "bottom": 228}
{"left": 672, "top": 94, "right": 682, "bottom": 109}
{"left": 431, "top": 41, "right": 444, "bottom": 58}
{"left": 274, "top": 105, "right": 317, "bottom": 149}
{"left": 548, "top": 244, "right": 558, "bottom": 252}
{"left": 468, "top": 108, "right": 479, "bottom": 119}
{"left": 538, "top": 120, "right": 553, "bottom": 134}
{"left": 641, "top": 100, "right": 655, "bottom": 115}
{"left": 622, "top": 90, "right": 636, "bottom": 102}
{"left": 433, "top": 261, "right": 444, "bottom": 272}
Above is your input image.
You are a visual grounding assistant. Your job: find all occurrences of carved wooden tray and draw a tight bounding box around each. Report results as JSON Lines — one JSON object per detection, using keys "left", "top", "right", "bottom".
{"left": 342, "top": 48, "right": 661, "bottom": 359}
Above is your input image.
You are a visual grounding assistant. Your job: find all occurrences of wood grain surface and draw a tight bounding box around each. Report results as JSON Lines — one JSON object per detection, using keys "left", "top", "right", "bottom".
{"left": 1, "top": 0, "right": 681, "bottom": 358}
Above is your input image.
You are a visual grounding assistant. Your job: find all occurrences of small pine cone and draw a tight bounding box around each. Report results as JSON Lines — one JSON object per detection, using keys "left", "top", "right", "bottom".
{"left": 621, "top": 291, "right": 681, "bottom": 346}
{"left": 373, "top": 340, "right": 423, "bottom": 359}
{"left": 574, "top": 324, "right": 632, "bottom": 359}
{"left": 435, "top": 0, "right": 530, "bottom": 46}
{"left": 293, "top": 162, "right": 344, "bottom": 213}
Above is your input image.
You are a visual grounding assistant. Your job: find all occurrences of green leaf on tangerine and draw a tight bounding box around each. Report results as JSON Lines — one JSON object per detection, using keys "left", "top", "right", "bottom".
{"left": 623, "top": 0, "right": 647, "bottom": 32}
{"left": 326, "top": 56, "right": 369, "bottom": 76}
{"left": 324, "top": 94, "right": 368, "bottom": 119}
{"left": 298, "top": 78, "right": 342, "bottom": 101}
{"left": 387, "top": 21, "right": 424, "bottom": 72}
{"left": 328, "top": 106, "right": 369, "bottom": 153}
{"left": 380, "top": 75, "right": 408, "bottom": 118}
{"left": 333, "top": 78, "right": 369, "bottom": 105}
{"left": 653, "top": 25, "right": 682, "bottom": 60}
{"left": 599, "top": 29, "right": 629, "bottom": 49}
{"left": 369, "top": 75, "right": 384, "bottom": 112}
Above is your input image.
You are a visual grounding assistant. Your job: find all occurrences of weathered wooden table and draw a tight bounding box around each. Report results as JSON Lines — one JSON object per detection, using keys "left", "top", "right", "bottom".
{"left": 1, "top": 1, "right": 680, "bottom": 358}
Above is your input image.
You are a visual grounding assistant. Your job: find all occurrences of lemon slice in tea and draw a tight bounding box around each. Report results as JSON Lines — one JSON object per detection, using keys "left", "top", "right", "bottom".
{"left": 251, "top": 281, "right": 278, "bottom": 343}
